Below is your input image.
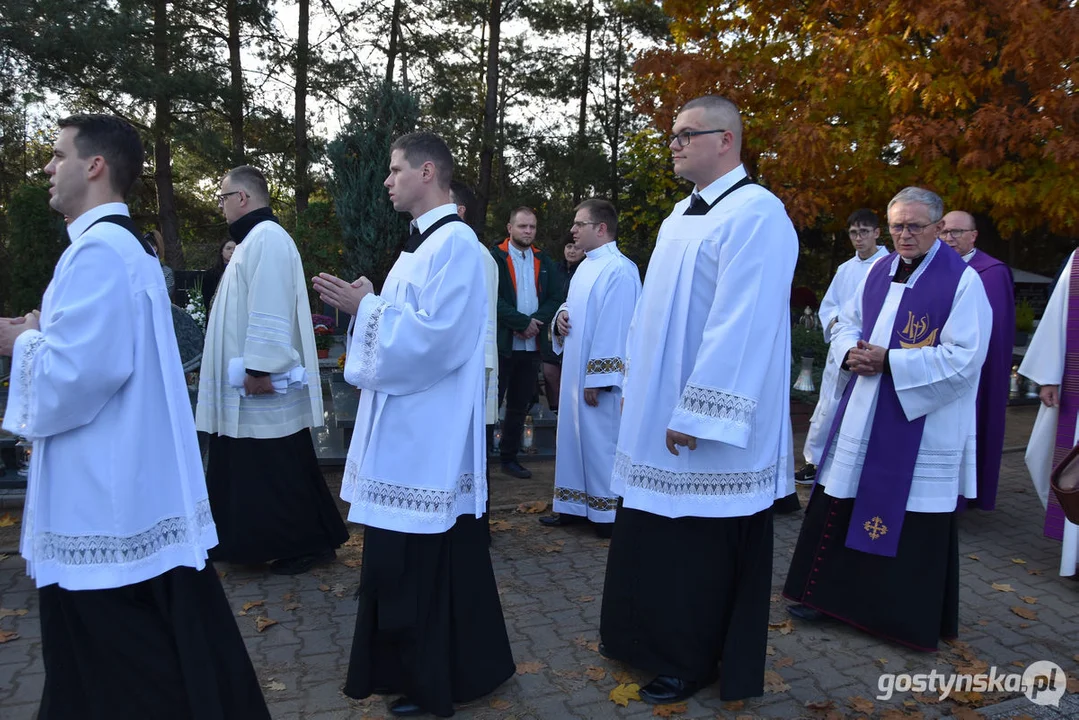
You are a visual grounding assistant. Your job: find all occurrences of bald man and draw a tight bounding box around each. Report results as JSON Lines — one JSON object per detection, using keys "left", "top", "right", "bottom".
{"left": 940, "top": 211, "right": 1014, "bottom": 510}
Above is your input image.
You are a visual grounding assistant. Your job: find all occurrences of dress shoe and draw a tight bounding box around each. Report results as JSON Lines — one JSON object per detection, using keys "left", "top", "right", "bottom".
{"left": 794, "top": 463, "right": 817, "bottom": 485}
{"left": 500, "top": 461, "right": 532, "bottom": 479}
{"left": 639, "top": 675, "right": 708, "bottom": 704}
{"left": 269, "top": 549, "right": 336, "bottom": 575}
{"left": 772, "top": 493, "right": 801, "bottom": 515}
{"left": 787, "top": 603, "right": 823, "bottom": 621}
{"left": 593, "top": 522, "right": 614, "bottom": 539}
{"left": 539, "top": 513, "right": 583, "bottom": 527}
{"left": 389, "top": 697, "right": 426, "bottom": 716}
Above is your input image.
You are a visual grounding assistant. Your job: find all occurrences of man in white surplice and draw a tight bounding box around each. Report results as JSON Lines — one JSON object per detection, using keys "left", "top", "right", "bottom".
{"left": 196, "top": 165, "right": 347, "bottom": 576}
{"left": 538, "top": 199, "right": 641, "bottom": 537}
{"left": 312, "top": 132, "right": 513, "bottom": 718}
{"left": 783, "top": 187, "right": 992, "bottom": 651}
{"left": 795, "top": 208, "right": 888, "bottom": 485}
{"left": 1019, "top": 250, "right": 1079, "bottom": 578}
{"left": 599, "top": 96, "right": 798, "bottom": 704}
{"left": 0, "top": 114, "right": 268, "bottom": 718}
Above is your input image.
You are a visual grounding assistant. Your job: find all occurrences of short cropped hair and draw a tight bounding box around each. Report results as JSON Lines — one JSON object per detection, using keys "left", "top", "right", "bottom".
{"left": 847, "top": 208, "right": 879, "bottom": 229}
{"left": 508, "top": 206, "right": 536, "bottom": 224}
{"left": 391, "top": 132, "right": 454, "bottom": 190}
{"left": 680, "top": 95, "right": 743, "bottom": 140}
{"left": 223, "top": 165, "right": 270, "bottom": 203}
{"left": 449, "top": 180, "right": 478, "bottom": 227}
{"left": 888, "top": 187, "right": 944, "bottom": 223}
{"left": 58, "top": 114, "right": 145, "bottom": 196}
{"left": 575, "top": 198, "right": 618, "bottom": 239}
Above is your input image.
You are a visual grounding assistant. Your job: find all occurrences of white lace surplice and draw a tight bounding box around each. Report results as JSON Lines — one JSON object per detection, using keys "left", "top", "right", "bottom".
{"left": 341, "top": 206, "right": 489, "bottom": 535}
{"left": 3, "top": 203, "right": 216, "bottom": 590}
{"left": 613, "top": 166, "right": 798, "bottom": 519}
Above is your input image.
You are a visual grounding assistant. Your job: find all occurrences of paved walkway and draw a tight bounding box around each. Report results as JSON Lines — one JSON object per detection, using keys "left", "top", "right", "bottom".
{"left": 1, "top": 405, "right": 1077, "bottom": 719}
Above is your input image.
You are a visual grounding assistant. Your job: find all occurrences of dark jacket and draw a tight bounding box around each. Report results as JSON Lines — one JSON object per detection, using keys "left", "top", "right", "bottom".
{"left": 490, "top": 238, "right": 567, "bottom": 358}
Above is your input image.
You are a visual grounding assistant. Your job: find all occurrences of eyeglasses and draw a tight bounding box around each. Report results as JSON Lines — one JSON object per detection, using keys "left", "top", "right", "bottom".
{"left": 570, "top": 221, "right": 600, "bottom": 230}
{"left": 938, "top": 228, "right": 974, "bottom": 240}
{"left": 668, "top": 129, "right": 727, "bottom": 150}
{"left": 888, "top": 222, "right": 935, "bottom": 237}
{"left": 848, "top": 228, "right": 876, "bottom": 238}
{"left": 217, "top": 191, "right": 242, "bottom": 205}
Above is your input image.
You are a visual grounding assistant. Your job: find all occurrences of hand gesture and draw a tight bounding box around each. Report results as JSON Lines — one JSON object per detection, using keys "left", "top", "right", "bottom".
{"left": 312, "top": 274, "right": 373, "bottom": 315}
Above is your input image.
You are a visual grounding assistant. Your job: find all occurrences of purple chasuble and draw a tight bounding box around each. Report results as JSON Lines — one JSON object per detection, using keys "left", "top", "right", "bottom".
{"left": 1046, "top": 254, "right": 1079, "bottom": 540}
{"left": 965, "top": 251, "right": 1015, "bottom": 511}
{"left": 819, "top": 245, "right": 967, "bottom": 557}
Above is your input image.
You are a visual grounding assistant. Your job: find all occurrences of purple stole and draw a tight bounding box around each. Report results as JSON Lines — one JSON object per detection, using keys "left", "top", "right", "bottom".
{"left": 1046, "top": 253, "right": 1079, "bottom": 540}
{"left": 820, "top": 243, "right": 967, "bottom": 556}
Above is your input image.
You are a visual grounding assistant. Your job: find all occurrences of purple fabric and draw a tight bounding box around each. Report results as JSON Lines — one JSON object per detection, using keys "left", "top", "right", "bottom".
{"left": 817, "top": 246, "right": 966, "bottom": 557}
{"left": 1046, "top": 254, "right": 1079, "bottom": 540}
{"left": 964, "top": 252, "right": 1014, "bottom": 511}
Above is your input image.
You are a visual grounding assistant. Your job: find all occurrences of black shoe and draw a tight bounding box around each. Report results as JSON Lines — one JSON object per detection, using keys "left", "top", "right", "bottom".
{"left": 538, "top": 513, "right": 583, "bottom": 527}
{"left": 389, "top": 697, "right": 426, "bottom": 717}
{"left": 794, "top": 463, "right": 817, "bottom": 485}
{"left": 598, "top": 642, "right": 614, "bottom": 659}
{"left": 269, "top": 549, "right": 336, "bottom": 575}
{"left": 593, "top": 522, "right": 614, "bottom": 539}
{"left": 500, "top": 461, "right": 532, "bottom": 479}
{"left": 787, "top": 603, "right": 823, "bottom": 621}
{"left": 772, "top": 493, "right": 801, "bottom": 514}
{"left": 639, "top": 675, "right": 710, "bottom": 704}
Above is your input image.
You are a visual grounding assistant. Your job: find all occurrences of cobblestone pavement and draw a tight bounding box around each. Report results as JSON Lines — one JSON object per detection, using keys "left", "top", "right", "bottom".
{"left": 2, "top": 405, "right": 1078, "bottom": 719}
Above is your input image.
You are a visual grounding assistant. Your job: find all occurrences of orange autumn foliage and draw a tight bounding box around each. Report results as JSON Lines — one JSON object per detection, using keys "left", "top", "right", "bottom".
{"left": 632, "top": 0, "right": 1079, "bottom": 236}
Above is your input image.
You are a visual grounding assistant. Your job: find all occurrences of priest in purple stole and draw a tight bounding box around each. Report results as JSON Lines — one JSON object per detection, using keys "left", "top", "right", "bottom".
{"left": 940, "top": 211, "right": 1015, "bottom": 510}
{"left": 783, "top": 187, "right": 992, "bottom": 651}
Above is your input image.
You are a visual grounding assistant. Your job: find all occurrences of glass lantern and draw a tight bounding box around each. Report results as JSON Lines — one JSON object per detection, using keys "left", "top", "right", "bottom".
{"left": 521, "top": 415, "right": 534, "bottom": 451}
{"left": 16, "top": 438, "right": 31, "bottom": 476}
{"left": 492, "top": 424, "right": 502, "bottom": 452}
{"left": 793, "top": 355, "right": 815, "bottom": 392}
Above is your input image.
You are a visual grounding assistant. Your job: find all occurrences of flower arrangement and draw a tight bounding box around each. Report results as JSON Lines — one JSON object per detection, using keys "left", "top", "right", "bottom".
{"left": 185, "top": 281, "right": 207, "bottom": 331}
{"left": 312, "top": 313, "right": 336, "bottom": 354}
{"left": 337, "top": 353, "right": 347, "bottom": 370}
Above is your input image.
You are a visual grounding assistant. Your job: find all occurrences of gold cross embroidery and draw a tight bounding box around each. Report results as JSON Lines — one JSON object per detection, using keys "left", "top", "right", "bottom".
{"left": 863, "top": 516, "right": 888, "bottom": 540}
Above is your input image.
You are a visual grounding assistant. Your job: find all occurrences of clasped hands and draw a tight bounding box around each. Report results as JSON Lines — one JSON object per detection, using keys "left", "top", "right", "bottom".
{"left": 311, "top": 273, "right": 374, "bottom": 316}
{"left": 514, "top": 317, "right": 544, "bottom": 340}
{"left": 846, "top": 339, "right": 886, "bottom": 376}
{"left": 0, "top": 311, "right": 40, "bottom": 356}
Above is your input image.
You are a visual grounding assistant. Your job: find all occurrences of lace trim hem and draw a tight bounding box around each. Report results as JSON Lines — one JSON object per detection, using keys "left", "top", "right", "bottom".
{"left": 555, "top": 487, "right": 618, "bottom": 512}
{"left": 673, "top": 383, "right": 756, "bottom": 429}
{"left": 343, "top": 460, "right": 475, "bottom": 521}
{"left": 614, "top": 452, "right": 775, "bottom": 497}
{"left": 33, "top": 500, "right": 214, "bottom": 567}
{"left": 586, "top": 357, "right": 625, "bottom": 375}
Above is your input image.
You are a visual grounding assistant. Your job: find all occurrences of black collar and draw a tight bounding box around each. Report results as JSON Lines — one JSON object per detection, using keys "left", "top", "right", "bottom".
{"left": 404, "top": 213, "right": 465, "bottom": 253}
{"left": 228, "top": 207, "right": 278, "bottom": 243}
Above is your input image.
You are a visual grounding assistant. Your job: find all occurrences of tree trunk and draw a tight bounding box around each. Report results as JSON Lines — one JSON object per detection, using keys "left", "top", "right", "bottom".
{"left": 477, "top": 0, "right": 502, "bottom": 235}
{"left": 609, "top": 13, "right": 623, "bottom": 200}
{"left": 294, "top": 0, "right": 310, "bottom": 216}
{"left": 226, "top": 0, "right": 245, "bottom": 164}
{"left": 573, "top": 0, "right": 593, "bottom": 203}
{"left": 153, "top": 0, "right": 182, "bottom": 269}
{"left": 385, "top": 0, "right": 402, "bottom": 85}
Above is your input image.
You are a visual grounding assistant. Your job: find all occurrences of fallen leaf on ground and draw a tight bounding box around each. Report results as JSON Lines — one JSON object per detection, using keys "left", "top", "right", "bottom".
{"left": 318, "top": 584, "right": 330, "bottom": 592}
{"left": 912, "top": 693, "right": 940, "bottom": 704}
{"left": 1067, "top": 676, "right": 1079, "bottom": 693}
{"left": 0, "top": 608, "right": 28, "bottom": 619}
{"left": 652, "top": 702, "right": 687, "bottom": 716}
{"left": 764, "top": 670, "right": 790, "bottom": 693}
{"left": 723, "top": 700, "right": 745, "bottom": 711}
{"left": 977, "top": 619, "right": 990, "bottom": 626}
{"left": 770, "top": 593, "right": 781, "bottom": 603}
{"left": 490, "top": 520, "right": 511, "bottom": 532}
{"left": 516, "top": 500, "right": 548, "bottom": 514}
{"left": 577, "top": 595, "right": 595, "bottom": 602}
{"left": 281, "top": 592, "right": 294, "bottom": 602}
{"left": 967, "top": 554, "right": 979, "bottom": 561}
{"left": 611, "top": 670, "right": 635, "bottom": 684}
{"left": 341, "top": 558, "right": 362, "bottom": 568}
{"left": 255, "top": 616, "right": 277, "bottom": 632}
{"left": 264, "top": 680, "right": 286, "bottom": 691}
{"left": 1020, "top": 596, "right": 1037, "bottom": 604}
{"left": 584, "top": 666, "right": 606, "bottom": 681}
{"left": 609, "top": 683, "right": 640, "bottom": 707}
{"left": 1019, "top": 622, "right": 1031, "bottom": 628}
{"left": 586, "top": 641, "right": 600, "bottom": 652}
{"left": 990, "top": 583, "right": 1014, "bottom": 592}
{"left": 1010, "top": 606, "right": 1038, "bottom": 620}
{"left": 950, "top": 707, "right": 985, "bottom": 720}
{"left": 239, "top": 600, "right": 264, "bottom": 615}
{"left": 515, "top": 661, "right": 545, "bottom": 675}
{"left": 573, "top": 636, "right": 589, "bottom": 648}
{"left": 1073, "top": 654, "right": 1079, "bottom": 663}
{"left": 805, "top": 699, "right": 836, "bottom": 711}
{"left": 766, "top": 645, "right": 776, "bottom": 655}
{"left": 774, "top": 656, "right": 794, "bottom": 669}
{"left": 880, "top": 710, "right": 924, "bottom": 720}
{"left": 848, "top": 696, "right": 874, "bottom": 713}
{"left": 1011, "top": 661, "right": 1026, "bottom": 668}
{"left": 950, "top": 691, "right": 983, "bottom": 705}
{"left": 954, "top": 660, "right": 989, "bottom": 676}
{"left": 541, "top": 543, "right": 564, "bottom": 553}
{"left": 489, "top": 698, "right": 511, "bottom": 710}
{"left": 0, "top": 513, "right": 19, "bottom": 528}
{"left": 768, "top": 619, "right": 794, "bottom": 635}
{"left": 0, "top": 629, "right": 19, "bottom": 643}
{"left": 283, "top": 602, "right": 302, "bottom": 611}
{"left": 1011, "top": 558, "right": 1027, "bottom": 565}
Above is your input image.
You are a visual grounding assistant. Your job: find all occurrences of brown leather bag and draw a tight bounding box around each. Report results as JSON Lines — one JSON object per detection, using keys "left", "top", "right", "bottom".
{"left": 1050, "top": 444, "right": 1079, "bottom": 525}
